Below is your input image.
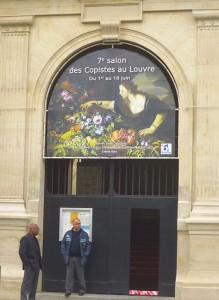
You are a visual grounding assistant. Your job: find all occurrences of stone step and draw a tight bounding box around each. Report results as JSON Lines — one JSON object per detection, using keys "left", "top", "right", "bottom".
{"left": 0, "top": 279, "right": 20, "bottom": 300}
{"left": 36, "top": 292, "right": 175, "bottom": 300}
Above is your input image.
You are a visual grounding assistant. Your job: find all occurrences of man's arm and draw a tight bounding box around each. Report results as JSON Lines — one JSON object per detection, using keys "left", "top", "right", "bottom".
{"left": 60, "top": 234, "right": 66, "bottom": 255}
{"left": 84, "top": 234, "right": 91, "bottom": 257}
{"left": 19, "top": 236, "right": 30, "bottom": 267}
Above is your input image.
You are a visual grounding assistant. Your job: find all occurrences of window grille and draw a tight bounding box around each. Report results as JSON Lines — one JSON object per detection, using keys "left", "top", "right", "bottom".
{"left": 45, "top": 159, "right": 178, "bottom": 196}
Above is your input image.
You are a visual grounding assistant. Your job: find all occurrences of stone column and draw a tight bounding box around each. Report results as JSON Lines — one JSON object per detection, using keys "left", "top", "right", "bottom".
{"left": 0, "top": 16, "right": 34, "bottom": 288}
{"left": 188, "top": 11, "right": 219, "bottom": 223}
{"left": 179, "top": 11, "right": 219, "bottom": 299}
{"left": 0, "top": 16, "right": 33, "bottom": 221}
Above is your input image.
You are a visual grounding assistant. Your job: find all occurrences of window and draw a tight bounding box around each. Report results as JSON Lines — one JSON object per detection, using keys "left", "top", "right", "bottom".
{"left": 45, "top": 159, "right": 178, "bottom": 196}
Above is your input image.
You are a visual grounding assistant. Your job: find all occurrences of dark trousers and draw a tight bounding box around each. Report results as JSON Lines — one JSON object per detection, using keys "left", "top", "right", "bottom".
{"left": 65, "top": 256, "right": 86, "bottom": 293}
{"left": 20, "top": 266, "right": 40, "bottom": 300}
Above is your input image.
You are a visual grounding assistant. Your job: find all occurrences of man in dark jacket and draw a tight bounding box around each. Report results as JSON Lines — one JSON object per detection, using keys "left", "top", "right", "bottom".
{"left": 61, "top": 218, "right": 91, "bottom": 297}
{"left": 19, "top": 223, "right": 42, "bottom": 300}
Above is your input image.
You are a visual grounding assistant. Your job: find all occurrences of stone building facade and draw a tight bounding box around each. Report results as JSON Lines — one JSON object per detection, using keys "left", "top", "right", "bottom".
{"left": 0, "top": 1, "right": 219, "bottom": 299}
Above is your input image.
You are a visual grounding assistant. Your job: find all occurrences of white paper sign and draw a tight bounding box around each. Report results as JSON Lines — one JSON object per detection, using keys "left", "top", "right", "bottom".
{"left": 59, "top": 207, "right": 93, "bottom": 241}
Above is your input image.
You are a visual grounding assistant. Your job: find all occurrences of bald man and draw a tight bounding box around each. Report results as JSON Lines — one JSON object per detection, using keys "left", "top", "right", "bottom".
{"left": 19, "top": 224, "right": 42, "bottom": 300}
{"left": 61, "top": 218, "right": 91, "bottom": 297}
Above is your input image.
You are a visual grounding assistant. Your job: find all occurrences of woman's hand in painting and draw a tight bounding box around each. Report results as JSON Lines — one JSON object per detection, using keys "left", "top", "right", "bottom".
{"left": 139, "top": 113, "right": 167, "bottom": 136}
{"left": 81, "top": 100, "right": 112, "bottom": 110}
{"left": 80, "top": 101, "right": 98, "bottom": 109}
{"left": 139, "top": 125, "right": 157, "bottom": 137}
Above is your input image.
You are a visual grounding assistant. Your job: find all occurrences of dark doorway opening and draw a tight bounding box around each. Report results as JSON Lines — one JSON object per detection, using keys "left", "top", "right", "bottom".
{"left": 129, "top": 209, "right": 160, "bottom": 291}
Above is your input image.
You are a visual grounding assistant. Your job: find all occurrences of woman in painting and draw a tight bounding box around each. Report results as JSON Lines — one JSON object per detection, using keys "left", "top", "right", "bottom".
{"left": 81, "top": 80, "right": 175, "bottom": 142}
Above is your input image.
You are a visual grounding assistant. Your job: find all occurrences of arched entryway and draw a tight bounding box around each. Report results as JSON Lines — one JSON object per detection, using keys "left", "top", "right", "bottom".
{"left": 43, "top": 43, "right": 178, "bottom": 297}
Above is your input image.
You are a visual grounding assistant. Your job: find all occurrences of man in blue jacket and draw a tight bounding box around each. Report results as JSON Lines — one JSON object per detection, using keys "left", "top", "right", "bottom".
{"left": 61, "top": 218, "right": 91, "bottom": 297}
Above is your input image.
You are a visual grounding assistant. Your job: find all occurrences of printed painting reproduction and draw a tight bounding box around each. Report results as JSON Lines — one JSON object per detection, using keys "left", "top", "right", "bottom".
{"left": 46, "top": 48, "right": 176, "bottom": 158}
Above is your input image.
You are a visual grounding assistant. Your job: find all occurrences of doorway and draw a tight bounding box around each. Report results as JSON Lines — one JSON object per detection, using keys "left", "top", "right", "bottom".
{"left": 129, "top": 209, "right": 160, "bottom": 291}
{"left": 43, "top": 159, "right": 178, "bottom": 296}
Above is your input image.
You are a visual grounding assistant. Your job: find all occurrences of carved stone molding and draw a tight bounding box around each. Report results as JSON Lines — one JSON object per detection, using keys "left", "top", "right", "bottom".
{"left": 0, "top": 16, "right": 34, "bottom": 34}
{"left": 81, "top": 1, "right": 142, "bottom": 23}
{"left": 197, "top": 19, "right": 219, "bottom": 30}
{"left": 1, "top": 26, "right": 30, "bottom": 34}
{"left": 100, "top": 20, "right": 121, "bottom": 42}
{"left": 193, "top": 10, "right": 219, "bottom": 29}
{"left": 80, "top": 1, "right": 142, "bottom": 43}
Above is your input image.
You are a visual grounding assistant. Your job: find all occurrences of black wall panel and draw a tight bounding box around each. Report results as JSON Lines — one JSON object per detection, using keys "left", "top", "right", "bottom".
{"left": 43, "top": 195, "right": 177, "bottom": 296}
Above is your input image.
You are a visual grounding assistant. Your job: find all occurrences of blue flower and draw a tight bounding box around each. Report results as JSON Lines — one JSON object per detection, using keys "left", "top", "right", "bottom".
{"left": 104, "top": 115, "right": 112, "bottom": 123}
{"left": 95, "top": 126, "right": 105, "bottom": 135}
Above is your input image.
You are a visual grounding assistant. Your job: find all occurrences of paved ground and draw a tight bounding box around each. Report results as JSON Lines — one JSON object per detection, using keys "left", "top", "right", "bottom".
{"left": 0, "top": 279, "right": 175, "bottom": 300}
{"left": 36, "top": 292, "right": 175, "bottom": 300}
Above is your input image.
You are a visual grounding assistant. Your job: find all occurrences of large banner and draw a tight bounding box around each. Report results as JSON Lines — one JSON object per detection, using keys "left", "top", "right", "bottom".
{"left": 46, "top": 48, "right": 176, "bottom": 158}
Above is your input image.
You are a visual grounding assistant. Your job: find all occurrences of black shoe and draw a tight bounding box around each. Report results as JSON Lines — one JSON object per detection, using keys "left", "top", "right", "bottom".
{"left": 65, "top": 292, "right": 71, "bottom": 297}
{"left": 79, "top": 292, "right": 84, "bottom": 296}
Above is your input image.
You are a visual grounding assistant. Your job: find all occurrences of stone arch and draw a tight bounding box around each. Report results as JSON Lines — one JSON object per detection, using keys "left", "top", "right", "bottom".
{"left": 31, "top": 27, "right": 193, "bottom": 231}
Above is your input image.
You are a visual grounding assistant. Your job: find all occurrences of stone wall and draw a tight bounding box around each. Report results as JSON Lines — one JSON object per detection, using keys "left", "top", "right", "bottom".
{"left": 0, "top": 1, "right": 219, "bottom": 299}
